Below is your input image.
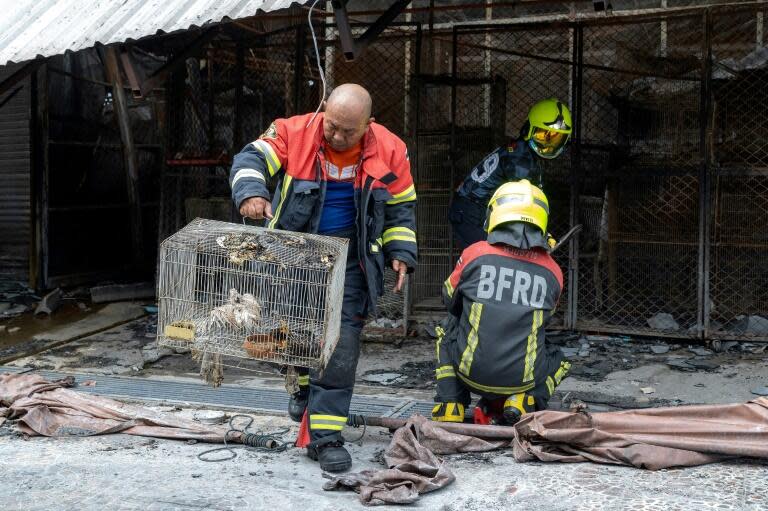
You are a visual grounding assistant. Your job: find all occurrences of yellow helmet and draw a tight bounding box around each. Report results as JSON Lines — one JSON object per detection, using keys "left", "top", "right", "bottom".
{"left": 486, "top": 180, "right": 549, "bottom": 235}
{"left": 523, "top": 98, "right": 572, "bottom": 159}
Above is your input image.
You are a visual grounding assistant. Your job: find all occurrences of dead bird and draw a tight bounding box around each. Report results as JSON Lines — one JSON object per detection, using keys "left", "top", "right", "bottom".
{"left": 208, "top": 289, "right": 262, "bottom": 331}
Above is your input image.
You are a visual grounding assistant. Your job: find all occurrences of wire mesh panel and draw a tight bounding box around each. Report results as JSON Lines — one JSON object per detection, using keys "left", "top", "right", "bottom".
{"left": 708, "top": 9, "right": 768, "bottom": 341}
{"left": 157, "top": 219, "right": 348, "bottom": 370}
{"left": 575, "top": 16, "right": 704, "bottom": 337}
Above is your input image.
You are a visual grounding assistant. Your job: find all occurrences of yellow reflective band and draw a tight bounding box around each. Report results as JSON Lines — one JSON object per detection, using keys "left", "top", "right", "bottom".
{"left": 387, "top": 184, "right": 417, "bottom": 205}
{"left": 435, "top": 326, "right": 445, "bottom": 361}
{"left": 457, "top": 372, "right": 535, "bottom": 395}
{"left": 523, "top": 310, "right": 544, "bottom": 383}
{"left": 443, "top": 278, "right": 454, "bottom": 298}
{"left": 435, "top": 365, "right": 456, "bottom": 380}
{"left": 298, "top": 375, "right": 310, "bottom": 386}
{"left": 546, "top": 376, "right": 555, "bottom": 396}
{"left": 252, "top": 139, "right": 281, "bottom": 177}
{"left": 268, "top": 175, "right": 292, "bottom": 229}
{"left": 458, "top": 302, "right": 483, "bottom": 375}
{"left": 309, "top": 414, "right": 347, "bottom": 422}
{"left": 382, "top": 227, "right": 416, "bottom": 245}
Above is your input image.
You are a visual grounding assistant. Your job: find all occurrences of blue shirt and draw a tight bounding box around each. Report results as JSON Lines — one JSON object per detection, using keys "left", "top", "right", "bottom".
{"left": 318, "top": 181, "right": 356, "bottom": 234}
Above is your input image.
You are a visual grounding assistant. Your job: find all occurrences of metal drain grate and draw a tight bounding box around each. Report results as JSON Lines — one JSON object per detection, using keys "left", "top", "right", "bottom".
{"left": 0, "top": 366, "right": 431, "bottom": 418}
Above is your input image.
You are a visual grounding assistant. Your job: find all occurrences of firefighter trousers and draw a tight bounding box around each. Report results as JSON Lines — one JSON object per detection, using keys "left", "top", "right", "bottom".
{"left": 434, "top": 320, "right": 570, "bottom": 411}
{"left": 294, "top": 228, "right": 369, "bottom": 443}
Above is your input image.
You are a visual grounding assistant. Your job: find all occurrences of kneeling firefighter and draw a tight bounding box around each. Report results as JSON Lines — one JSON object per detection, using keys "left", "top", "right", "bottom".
{"left": 433, "top": 180, "right": 570, "bottom": 424}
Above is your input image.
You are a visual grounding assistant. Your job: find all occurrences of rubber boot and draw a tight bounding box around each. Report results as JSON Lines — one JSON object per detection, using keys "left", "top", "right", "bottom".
{"left": 306, "top": 437, "right": 352, "bottom": 472}
{"left": 288, "top": 388, "right": 308, "bottom": 423}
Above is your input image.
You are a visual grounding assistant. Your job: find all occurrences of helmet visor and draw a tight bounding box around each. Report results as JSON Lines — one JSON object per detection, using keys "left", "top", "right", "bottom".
{"left": 529, "top": 128, "right": 568, "bottom": 158}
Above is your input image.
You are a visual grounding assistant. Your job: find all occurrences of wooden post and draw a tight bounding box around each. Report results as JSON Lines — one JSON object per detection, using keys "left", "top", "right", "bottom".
{"left": 104, "top": 46, "right": 145, "bottom": 267}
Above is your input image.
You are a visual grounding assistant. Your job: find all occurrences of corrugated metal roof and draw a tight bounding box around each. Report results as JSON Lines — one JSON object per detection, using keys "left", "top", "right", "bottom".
{"left": 0, "top": 0, "right": 301, "bottom": 66}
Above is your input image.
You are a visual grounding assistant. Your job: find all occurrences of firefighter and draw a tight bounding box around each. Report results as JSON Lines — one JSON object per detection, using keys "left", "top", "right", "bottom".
{"left": 449, "top": 98, "right": 572, "bottom": 250}
{"left": 433, "top": 179, "right": 570, "bottom": 424}
{"left": 229, "top": 84, "right": 417, "bottom": 472}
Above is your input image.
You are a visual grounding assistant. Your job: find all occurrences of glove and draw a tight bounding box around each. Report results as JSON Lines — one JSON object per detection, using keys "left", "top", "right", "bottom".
{"left": 547, "top": 233, "right": 557, "bottom": 250}
{"left": 432, "top": 402, "right": 465, "bottom": 422}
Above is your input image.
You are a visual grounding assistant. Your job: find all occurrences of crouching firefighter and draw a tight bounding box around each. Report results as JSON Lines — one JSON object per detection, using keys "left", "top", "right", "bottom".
{"left": 433, "top": 180, "right": 570, "bottom": 425}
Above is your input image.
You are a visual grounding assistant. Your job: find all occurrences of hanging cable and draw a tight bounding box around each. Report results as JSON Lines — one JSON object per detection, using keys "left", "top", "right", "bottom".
{"left": 306, "top": 0, "right": 328, "bottom": 128}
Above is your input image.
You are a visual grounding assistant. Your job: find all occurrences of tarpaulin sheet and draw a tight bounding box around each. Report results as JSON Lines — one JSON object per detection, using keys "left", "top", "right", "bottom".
{"left": 512, "top": 398, "right": 768, "bottom": 470}
{"left": 0, "top": 372, "right": 230, "bottom": 442}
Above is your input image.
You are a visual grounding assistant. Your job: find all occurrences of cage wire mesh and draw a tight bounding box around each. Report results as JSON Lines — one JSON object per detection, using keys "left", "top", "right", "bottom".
{"left": 155, "top": 5, "right": 768, "bottom": 342}
{"left": 157, "top": 219, "right": 348, "bottom": 370}
{"left": 575, "top": 15, "right": 704, "bottom": 338}
{"left": 708, "top": 9, "right": 768, "bottom": 340}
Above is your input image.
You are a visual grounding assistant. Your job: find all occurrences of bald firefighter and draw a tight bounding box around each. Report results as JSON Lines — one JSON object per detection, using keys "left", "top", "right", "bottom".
{"left": 434, "top": 180, "right": 570, "bottom": 424}
{"left": 230, "top": 84, "right": 417, "bottom": 471}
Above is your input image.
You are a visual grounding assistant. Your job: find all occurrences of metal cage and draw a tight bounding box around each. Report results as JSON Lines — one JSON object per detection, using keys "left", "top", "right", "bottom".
{"left": 157, "top": 218, "right": 348, "bottom": 369}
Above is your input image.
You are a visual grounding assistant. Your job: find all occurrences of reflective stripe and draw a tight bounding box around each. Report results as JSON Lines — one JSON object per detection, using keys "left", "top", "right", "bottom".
{"left": 231, "top": 168, "right": 265, "bottom": 187}
{"left": 546, "top": 376, "right": 555, "bottom": 396}
{"left": 387, "top": 184, "right": 417, "bottom": 204}
{"left": 370, "top": 244, "right": 379, "bottom": 253}
{"left": 268, "top": 175, "right": 292, "bottom": 229}
{"left": 251, "top": 139, "right": 281, "bottom": 176}
{"left": 309, "top": 414, "right": 347, "bottom": 431}
{"left": 382, "top": 227, "right": 416, "bottom": 245}
{"left": 435, "top": 365, "right": 456, "bottom": 380}
{"left": 298, "top": 375, "right": 310, "bottom": 386}
{"left": 458, "top": 302, "right": 483, "bottom": 375}
{"left": 457, "top": 372, "right": 534, "bottom": 395}
{"left": 443, "top": 278, "right": 454, "bottom": 298}
{"left": 523, "top": 310, "right": 544, "bottom": 383}
{"left": 435, "top": 325, "right": 445, "bottom": 361}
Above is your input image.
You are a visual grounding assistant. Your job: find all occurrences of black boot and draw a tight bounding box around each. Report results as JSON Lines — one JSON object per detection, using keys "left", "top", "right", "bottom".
{"left": 288, "top": 389, "right": 308, "bottom": 423}
{"left": 306, "top": 437, "right": 352, "bottom": 472}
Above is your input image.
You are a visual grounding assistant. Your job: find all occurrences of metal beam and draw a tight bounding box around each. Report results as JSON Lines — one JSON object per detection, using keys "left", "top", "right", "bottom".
{"left": 331, "top": 0, "right": 411, "bottom": 61}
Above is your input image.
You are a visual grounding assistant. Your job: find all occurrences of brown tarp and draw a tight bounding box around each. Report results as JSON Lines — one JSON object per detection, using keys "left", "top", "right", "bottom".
{"left": 324, "top": 415, "right": 506, "bottom": 505}
{"left": 512, "top": 398, "right": 768, "bottom": 470}
{"left": 0, "top": 372, "right": 230, "bottom": 442}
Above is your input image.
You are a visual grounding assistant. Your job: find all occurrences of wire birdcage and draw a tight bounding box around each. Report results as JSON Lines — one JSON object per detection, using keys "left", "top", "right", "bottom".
{"left": 157, "top": 219, "right": 348, "bottom": 370}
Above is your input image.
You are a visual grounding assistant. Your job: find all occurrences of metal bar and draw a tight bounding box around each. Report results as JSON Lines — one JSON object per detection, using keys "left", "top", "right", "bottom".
{"left": 30, "top": 66, "right": 48, "bottom": 292}
{"left": 292, "top": 24, "right": 306, "bottom": 116}
{"left": 449, "top": 26, "right": 458, "bottom": 267}
{"left": 234, "top": 42, "right": 244, "bottom": 151}
{"left": 331, "top": 0, "right": 356, "bottom": 61}
{"left": 568, "top": 25, "right": 584, "bottom": 330}
{"left": 698, "top": 10, "right": 713, "bottom": 340}
{"left": 353, "top": 0, "right": 412, "bottom": 55}
{"left": 104, "top": 46, "right": 145, "bottom": 268}
{"left": 360, "top": 415, "right": 518, "bottom": 439}
{"left": 119, "top": 50, "right": 142, "bottom": 98}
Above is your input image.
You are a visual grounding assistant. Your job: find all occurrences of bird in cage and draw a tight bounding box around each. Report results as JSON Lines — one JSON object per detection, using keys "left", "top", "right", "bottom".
{"left": 208, "top": 288, "right": 262, "bottom": 331}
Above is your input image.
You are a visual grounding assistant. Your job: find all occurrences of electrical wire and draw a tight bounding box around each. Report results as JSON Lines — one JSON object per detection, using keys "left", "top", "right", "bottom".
{"left": 197, "top": 414, "right": 293, "bottom": 462}
{"left": 305, "top": 0, "right": 327, "bottom": 128}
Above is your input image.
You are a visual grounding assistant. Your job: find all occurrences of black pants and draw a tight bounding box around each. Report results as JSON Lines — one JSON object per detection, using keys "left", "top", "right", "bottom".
{"left": 448, "top": 195, "right": 487, "bottom": 251}
{"left": 435, "top": 321, "right": 570, "bottom": 411}
{"left": 299, "top": 228, "right": 369, "bottom": 442}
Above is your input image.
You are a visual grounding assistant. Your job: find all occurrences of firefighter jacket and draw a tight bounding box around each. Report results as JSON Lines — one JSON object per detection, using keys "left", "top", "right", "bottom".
{"left": 229, "top": 113, "right": 417, "bottom": 308}
{"left": 441, "top": 241, "right": 563, "bottom": 395}
{"left": 456, "top": 139, "right": 542, "bottom": 204}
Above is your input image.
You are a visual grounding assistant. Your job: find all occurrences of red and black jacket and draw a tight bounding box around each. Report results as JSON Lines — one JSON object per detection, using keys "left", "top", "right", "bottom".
{"left": 229, "top": 113, "right": 417, "bottom": 307}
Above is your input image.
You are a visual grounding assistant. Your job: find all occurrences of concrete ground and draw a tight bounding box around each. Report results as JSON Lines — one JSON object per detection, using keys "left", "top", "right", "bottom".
{"left": 2, "top": 313, "right": 768, "bottom": 510}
